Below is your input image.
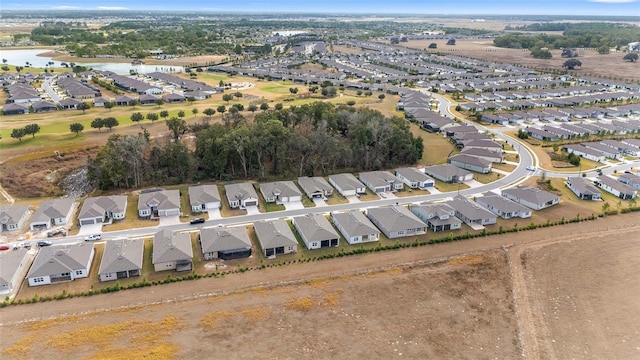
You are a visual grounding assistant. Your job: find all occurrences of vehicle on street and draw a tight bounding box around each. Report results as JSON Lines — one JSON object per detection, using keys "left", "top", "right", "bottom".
{"left": 84, "top": 234, "right": 102, "bottom": 241}
{"left": 0, "top": 244, "right": 10, "bottom": 251}
{"left": 526, "top": 166, "right": 536, "bottom": 171}
{"left": 47, "top": 228, "right": 67, "bottom": 237}
{"left": 190, "top": 217, "right": 205, "bottom": 224}
{"left": 37, "top": 240, "right": 53, "bottom": 247}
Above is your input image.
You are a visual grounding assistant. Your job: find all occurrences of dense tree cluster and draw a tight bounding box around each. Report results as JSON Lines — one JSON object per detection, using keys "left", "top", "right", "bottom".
{"left": 88, "top": 102, "right": 423, "bottom": 190}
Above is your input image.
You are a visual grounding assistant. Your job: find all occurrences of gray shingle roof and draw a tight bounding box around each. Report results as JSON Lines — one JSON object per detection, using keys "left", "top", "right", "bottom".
{"left": 501, "top": 186, "right": 559, "bottom": 206}
{"left": 31, "top": 198, "right": 75, "bottom": 224}
{"left": 79, "top": 196, "right": 127, "bottom": 219}
{"left": 138, "top": 190, "right": 180, "bottom": 211}
{"left": 0, "top": 205, "right": 29, "bottom": 227}
{"left": 189, "top": 185, "right": 221, "bottom": 206}
{"left": 27, "top": 243, "right": 94, "bottom": 278}
{"left": 152, "top": 229, "right": 193, "bottom": 264}
{"left": 395, "top": 167, "right": 433, "bottom": 183}
{"left": 331, "top": 210, "right": 380, "bottom": 237}
{"left": 200, "top": 226, "right": 252, "bottom": 254}
{"left": 253, "top": 219, "right": 298, "bottom": 249}
{"left": 297, "top": 177, "right": 333, "bottom": 197}
{"left": 224, "top": 182, "right": 258, "bottom": 201}
{"left": 0, "top": 248, "right": 29, "bottom": 287}
{"left": 293, "top": 213, "right": 339, "bottom": 243}
{"left": 259, "top": 181, "right": 302, "bottom": 199}
{"left": 99, "top": 238, "right": 144, "bottom": 275}
{"left": 329, "top": 173, "right": 365, "bottom": 192}
{"left": 367, "top": 206, "right": 426, "bottom": 232}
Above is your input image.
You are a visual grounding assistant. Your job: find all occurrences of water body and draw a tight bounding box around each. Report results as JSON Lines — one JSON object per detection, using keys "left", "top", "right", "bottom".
{"left": 1, "top": 49, "right": 184, "bottom": 74}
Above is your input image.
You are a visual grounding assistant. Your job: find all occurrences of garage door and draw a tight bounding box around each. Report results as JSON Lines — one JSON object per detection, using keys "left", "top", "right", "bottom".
{"left": 245, "top": 200, "right": 257, "bottom": 206}
{"left": 163, "top": 209, "right": 180, "bottom": 216}
{"left": 80, "top": 219, "right": 96, "bottom": 226}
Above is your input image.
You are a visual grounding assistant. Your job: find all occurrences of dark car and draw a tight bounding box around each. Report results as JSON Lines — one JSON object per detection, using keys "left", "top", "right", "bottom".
{"left": 190, "top": 217, "right": 205, "bottom": 225}
{"left": 37, "top": 240, "right": 53, "bottom": 247}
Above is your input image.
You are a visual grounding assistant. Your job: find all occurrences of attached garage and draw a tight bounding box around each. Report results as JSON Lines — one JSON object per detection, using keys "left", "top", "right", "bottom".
{"left": 244, "top": 200, "right": 258, "bottom": 207}
{"left": 159, "top": 208, "right": 180, "bottom": 217}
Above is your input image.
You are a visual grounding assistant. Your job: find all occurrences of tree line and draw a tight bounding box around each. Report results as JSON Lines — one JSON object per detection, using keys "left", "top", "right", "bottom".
{"left": 88, "top": 102, "right": 424, "bottom": 190}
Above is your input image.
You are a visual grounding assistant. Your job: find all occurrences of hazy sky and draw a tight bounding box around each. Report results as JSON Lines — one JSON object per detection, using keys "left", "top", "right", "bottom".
{"left": 3, "top": 0, "right": 639, "bottom": 16}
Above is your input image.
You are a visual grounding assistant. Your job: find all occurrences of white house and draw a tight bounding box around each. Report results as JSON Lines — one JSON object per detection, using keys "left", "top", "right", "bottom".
{"left": 395, "top": 167, "right": 435, "bottom": 189}
{"left": 27, "top": 243, "right": 95, "bottom": 286}
{"left": 188, "top": 184, "right": 221, "bottom": 212}
{"left": 328, "top": 173, "right": 367, "bottom": 197}
{"left": 29, "top": 198, "right": 75, "bottom": 230}
{"left": 331, "top": 210, "right": 380, "bottom": 245}
{"left": 259, "top": 181, "right": 302, "bottom": 204}
{"left": 293, "top": 213, "right": 340, "bottom": 250}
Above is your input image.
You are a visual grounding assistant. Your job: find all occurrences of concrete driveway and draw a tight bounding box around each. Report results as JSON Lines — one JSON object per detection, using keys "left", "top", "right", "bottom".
{"left": 78, "top": 223, "right": 103, "bottom": 236}
{"left": 245, "top": 206, "right": 260, "bottom": 215}
{"left": 346, "top": 195, "right": 360, "bottom": 203}
{"left": 284, "top": 201, "right": 304, "bottom": 210}
{"left": 207, "top": 209, "right": 222, "bottom": 220}
{"left": 159, "top": 215, "right": 181, "bottom": 226}
{"left": 312, "top": 198, "right": 327, "bottom": 207}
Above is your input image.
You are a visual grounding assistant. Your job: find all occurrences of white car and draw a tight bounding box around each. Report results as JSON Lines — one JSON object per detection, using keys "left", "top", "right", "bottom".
{"left": 526, "top": 166, "right": 536, "bottom": 171}
{"left": 84, "top": 234, "right": 102, "bottom": 241}
{"left": 379, "top": 192, "right": 387, "bottom": 198}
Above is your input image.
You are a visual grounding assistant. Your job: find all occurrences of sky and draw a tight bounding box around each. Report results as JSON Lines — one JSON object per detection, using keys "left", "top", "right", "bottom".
{"left": 2, "top": 0, "right": 639, "bottom": 16}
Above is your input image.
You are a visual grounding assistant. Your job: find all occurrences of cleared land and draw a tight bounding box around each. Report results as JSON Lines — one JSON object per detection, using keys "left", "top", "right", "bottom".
{"left": 2, "top": 213, "right": 639, "bottom": 359}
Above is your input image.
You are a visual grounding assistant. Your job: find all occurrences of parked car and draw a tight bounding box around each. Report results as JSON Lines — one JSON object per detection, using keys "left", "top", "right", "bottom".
{"left": 47, "top": 228, "right": 67, "bottom": 237}
{"left": 84, "top": 234, "right": 102, "bottom": 241}
{"left": 37, "top": 240, "right": 53, "bottom": 247}
{"left": 190, "top": 217, "right": 205, "bottom": 225}
{"left": 0, "top": 244, "right": 10, "bottom": 251}
{"left": 526, "top": 166, "right": 536, "bottom": 171}
{"left": 379, "top": 192, "right": 387, "bottom": 198}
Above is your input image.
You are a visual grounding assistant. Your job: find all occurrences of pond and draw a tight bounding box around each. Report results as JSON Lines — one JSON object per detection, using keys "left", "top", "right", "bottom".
{"left": 1, "top": 49, "right": 184, "bottom": 74}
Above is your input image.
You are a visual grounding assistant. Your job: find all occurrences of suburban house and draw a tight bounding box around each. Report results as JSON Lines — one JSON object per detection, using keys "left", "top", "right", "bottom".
{"left": 224, "top": 182, "right": 259, "bottom": 209}
{"left": 138, "top": 189, "right": 181, "bottom": 217}
{"left": 199, "top": 226, "right": 252, "bottom": 260}
{"left": 409, "top": 203, "right": 462, "bottom": 232}
{"left": 618, "top": 173, "right": 640, "bottom": 191}
{"left": 259, "top": 181, "right": 303, "bottom": 204}
{"left": 27, "top": 243, "right": 95, "bottom": 286}
{"left": 566, "top": 177, "right": 602, "bottom": 200}
{"left": 501, "top": 186, "right": 560, "bottom": 210}
{"left": 29, "top": 198, "right": 75, "bottom": 230}
{"left": 460, "top": 147, "right": 504, "bottom": 163}
{"left": 293, "top": 213, "right": 340, "bottom": 250}
{"left": 359, "top": 171, "right": 404, "bottom": 193}
{"left": 297, "top": 177, "right": 334, "bottom": 198}
{"left": 331, "top": 210, "right": 380, "bottom": 245}
{"left": 98, "top": 238, "right": 144, "bottom": 282}
{"left": 475, "top": 192, "right": 532, "bottom": 219}
{"left": 446, "top": 196, "right": 498, "bottom": 227}
{"left": 448, "top": 154, "right": 492, "bottom": 174}
{"left": 0, "top": 205, "right": 30, "bottom": 232}
{"left": 78, "top": 195, "right": 127, "bottom": 226}
{"left": 395, "top": 167, "right": 435, "bottom": 189}
{"left": 0, "top": 248, "right": 30, "bottom": 295}
{"left": 188, "top": 184, "right": 221, "bottom": 213}
{"left": 594, "top": 176, "right": 637, "bottom": 199}
{"left": 328, "top": 173, "right": 367, "bottom": 196}
{"left": 424, "top": 164, "right": 474, "bottom": 183}
{"left": 366, "top": 206, "right": 427, "bottom": 239}
{"left": 152, "top": 229, "right": 194, "bottom": 272}
{"left": 253, "top": 219, "right": 298, "bottom": 258}
{"left": 582, "top": 142, "right": 622, "bottom": 160}
{"left": 562, "top": 144, "right": 606, "bottom": 163}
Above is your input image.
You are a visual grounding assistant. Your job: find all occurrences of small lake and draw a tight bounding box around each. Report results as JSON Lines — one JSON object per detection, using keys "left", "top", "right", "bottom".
{"left": 1, "top": 49, "right": 184, "bottom": 74}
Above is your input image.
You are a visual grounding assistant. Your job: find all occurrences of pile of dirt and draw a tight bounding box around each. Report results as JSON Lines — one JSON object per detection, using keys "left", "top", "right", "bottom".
{"left": 60, "top": 166, "right": 93, "bottom": 199}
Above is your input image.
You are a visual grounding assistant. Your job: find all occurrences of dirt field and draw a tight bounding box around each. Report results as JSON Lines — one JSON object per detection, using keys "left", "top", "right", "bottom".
{"left": 1, "top": 213, "right": 639, "bottom": 359}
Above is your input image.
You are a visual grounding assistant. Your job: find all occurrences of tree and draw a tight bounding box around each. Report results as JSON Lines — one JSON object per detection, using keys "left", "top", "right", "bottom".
{"left": 378, "top": 94, "right": 386, "bottom": 101}
{"left": 203, "top": 108, "right": 216, "bottom": 118}
{"left": 91, "top": 118, "right": 105, "bottom": 132}
{"left": 597, "top": 45, "right": 610, "bottom": 55}
{"left": 274, "top": 103, "right": 283, "bottom": 111}
{"left": 356, "top": 90, "right": 363, "bottom": 96}
{"left": 146, "top": 112, "right": 159, "bottom": 123}
{"left": 289, "top": 87, "right": 298, "bottom": 95}
{"left": 623, "top": 53, "right": 639, "bottom": 62}
{"left": 219, "top": 80, "right": 224, "bottom": 87}
{"left": 160, "top": 110, "right": 169, "bottom": 120}
{"left": 447, "top": 39, "right": 456, "bottom": 45}
{"left": 70, "top": 123, "right": 84, "bottom": 135}
{"left": 217, "top": 105, "right": 227, "bottom": 114}
{"left": 11, "top": 128, "right": 25, "bottom": 142}
{"left": 166, "top": 117, "right": 188, "bottom": 142}
{"left": 260, "top": 102, "right": 269, "bottom": 111}
{"left": 130, "top": 112, "right": 144, "bottom": 124}
{"left": 222, "top": 93, "right": 234, "bottom": 103}
{"left": 346, "top": 100, "right": 356, "bottom": 106}
{"left": 530, "top": 48, "right": 552, "bottom": 59}
{"left": 248, "top": 104, "right": 258, "bottom": 112}
{"left": 103, "top": 117, "right": 119, "bottom": 130}
{"left": 563, "top": 59, "right": 582, "bottom": 70}
{"left": 178, "top": 110, "right": 186, "bottom": 118}
{"left": 191, "top": 108, "right": 199, "bottom": 117}
{"left": 104, "top": 101, "right": 114, "bottom": 111}
{"left": 232, "top": 103, "right": 244, "bottom": 112}
{"left": 601, "top": 201, "right": 611, "bottom": 215}
{"left": 78, "top": 102, "right": 90, "bottom": 113}
{"left": 234, "top": 92, "right": 243, "bottom": 98}
{"left": 23, "top": 123, "right": 40, "bottom": 138}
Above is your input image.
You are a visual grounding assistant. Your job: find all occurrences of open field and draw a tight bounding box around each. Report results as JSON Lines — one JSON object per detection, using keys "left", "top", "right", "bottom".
{"left": 2, "top": 213, "right": 639, "bottom": 359}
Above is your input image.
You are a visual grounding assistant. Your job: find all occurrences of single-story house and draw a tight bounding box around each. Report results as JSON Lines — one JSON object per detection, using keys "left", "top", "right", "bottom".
{"left": 409, "top": 203, "right": 462, "bottom": 232}
{"left": 424, "top": 164, "right": 474, "bottom": 183}
{"left": 328, "top": 173, "right": 367, "bottom": 197}
{"left": 475, "top": 192, "right": 532, "bottom": 219}
{"left": 366, "top": 206, "right": 427, "bottom": 239}
{"left": 224, "top": 182, "right": 259, "bottom": 209}
{"left": 446, "top": 195, "right": 497, "bottom": 227}
{"left": 448, "top": 154, "right": 492, "bottom": 174}
{"left": 29, "top": 198, "right": 75, "bottom": 230}
{"left": 27, "top": 243, "right": 95, "bottom": 286}
{"left": 138, "top": 94, "right": 159, "bottom": 105}
{"left": 562, "top": 144, "right": 606, "bottom": 163}
{"left": 115, "top": 95, "right": 136, "bottom": 106}
{"left": 0, "top": 205, "right": 30, "bottom": 232}
{"left": 501, "top": 186, "right": 560, "bottom": 210}
{"left": 259, "top": 181, "right": 302, "bottom": 204}
{"left": 331, "top": 210, "right": 380, "bottom": 245}
{"left": 395, "top": 167, "right": 435, "bottom": 189}
{"left": 0, "top": 248, "right": 30, "bottom": 295}
{"left": 293, "top": 213, "right": 340, "bottom": 250}
{"left": 582, "top": 142, "right": 622, "bottom": 160}
{"left": 78, "top": 195, "right": 127, "bottom": 226}
{"left": 138, "top": 189, "right": 181, "bottom": 217}
{"left": 31, "top": 101, "right": 57, "bottom": 113}
{"left": 152, "top": 229, "right": 193, "bottom": 272}
{"left": 359, "top": 171, "right": 404, "bottom": 193}
{"left": 162, "top": 93, "right": 185, "bottom": 103}
{"left": 618, "top": 173, "right": 640, "bottom": 191}
{"left": 566, "top": 177, "right": 601, "bottom": 200}
{"left": 297, "top": 177, "right": 334, "bottom": 198}
{"left": 199, "top": 226, "right": 252, "bottom": 260}
{"left": 594, "top": 176, "right": 637, "bottom": 199}
{"left": 98, "top": 238, "right": 144, "bottom": 282}
{"left": 460, "top": 147, "right": 504, "bottom": 163}
{"left": 189, "top": 184, "right": 221, "bottom": 213}
{"left": 2, "top": 103, "right": 29, "bottom": 115}
{"left": 253, "top": 219, "right": 298, "bottom": 258}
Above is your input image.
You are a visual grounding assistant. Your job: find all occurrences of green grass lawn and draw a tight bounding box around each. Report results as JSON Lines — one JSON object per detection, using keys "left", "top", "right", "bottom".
{"left": 474, "top": 171, "right": 503, "bottom": 184}
{"left": 492, "top": 162, "right": 517, "bottom": 172}
{"left": 409, "top": 124, "right": 455, "bottom": 166}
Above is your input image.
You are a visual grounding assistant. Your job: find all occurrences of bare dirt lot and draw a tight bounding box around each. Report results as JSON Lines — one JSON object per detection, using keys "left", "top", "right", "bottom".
{"left": 1, "top": 213, "right": 639, "bottom": 359}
